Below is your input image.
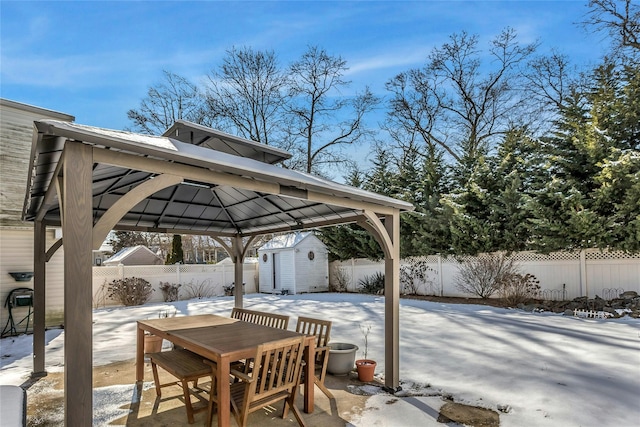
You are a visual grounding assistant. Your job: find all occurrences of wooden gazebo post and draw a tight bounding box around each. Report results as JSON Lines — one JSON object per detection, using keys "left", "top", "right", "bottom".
{"left": 384, "top": 212, "right": 401, "bottom": 391}
{"left": 32, "top": 219, "right": 47, "bottom": 377}
{"left": 61, "top": 141, "right": 94, "bottom": 425}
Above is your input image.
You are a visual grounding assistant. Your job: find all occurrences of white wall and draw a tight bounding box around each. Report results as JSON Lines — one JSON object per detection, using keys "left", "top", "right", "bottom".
{"left": 294, "top": 237, "right": 329, "bottom": 293}
{"left": 0, "top": 99, "right": 74, "bottom": 330}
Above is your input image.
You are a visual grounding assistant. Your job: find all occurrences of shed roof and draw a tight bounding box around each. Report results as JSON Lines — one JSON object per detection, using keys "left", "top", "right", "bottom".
{"left": 24, "top": 120, "right": 414, "bottom": 238}
{"left": 259, "top": 231, "right": 320, "bottom": 250}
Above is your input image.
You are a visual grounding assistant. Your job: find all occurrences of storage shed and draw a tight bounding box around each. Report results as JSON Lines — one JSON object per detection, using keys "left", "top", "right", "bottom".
{"left": 258, "top": 232, "right": 328, "bottom": 294}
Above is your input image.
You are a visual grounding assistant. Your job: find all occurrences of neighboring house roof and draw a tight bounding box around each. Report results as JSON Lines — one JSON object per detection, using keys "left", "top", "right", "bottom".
{"left": 103, "top": 245, "right": 163, "bottom": 266}
{"left": 259, "top": 232, "right": 321, "bottom": 251}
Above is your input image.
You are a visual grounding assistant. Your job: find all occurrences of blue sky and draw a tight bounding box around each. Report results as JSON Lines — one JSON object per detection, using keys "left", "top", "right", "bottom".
{"left": 1, "top": 1, "right": 609, "bottom": 133}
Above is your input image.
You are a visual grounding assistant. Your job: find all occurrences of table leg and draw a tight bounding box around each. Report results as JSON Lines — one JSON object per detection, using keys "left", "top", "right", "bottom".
{"left": 217, "top": 356, "right": 231, "bottom": 427}
{"left": 135, "top": 324, "right": 144, "bottom": 382}
{"left": 304, "top": 340, "right": 315, "bottom": 413}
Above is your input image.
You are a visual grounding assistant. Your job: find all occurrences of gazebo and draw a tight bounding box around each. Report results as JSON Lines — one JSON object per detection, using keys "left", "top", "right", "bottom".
{"left": 22, "top": 119, "right": 414, "bottom": 425}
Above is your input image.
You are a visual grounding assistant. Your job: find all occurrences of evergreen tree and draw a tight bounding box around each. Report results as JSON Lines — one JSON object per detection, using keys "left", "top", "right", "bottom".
{"left": 166, "top": 234, "right": 184, "bottom": 264}
{"left": 318, "top": 163, "right": 386, "bottom": 261}
{"left": 400, "top": 147, "right": 453, "bottom": 256}
{"left": 487, "top": 128, "right": 538, "bottom": 252}
{"left": 528, "top": 59, "right": 639, "bottom": 252}
{"left": 593, "top": 149, "right": 640, "bottom": 252}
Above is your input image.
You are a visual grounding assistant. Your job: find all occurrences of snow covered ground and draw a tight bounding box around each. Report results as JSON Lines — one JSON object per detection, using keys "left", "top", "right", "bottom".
{"left": 1, "top": 293, "right": 639, "bottom": 426}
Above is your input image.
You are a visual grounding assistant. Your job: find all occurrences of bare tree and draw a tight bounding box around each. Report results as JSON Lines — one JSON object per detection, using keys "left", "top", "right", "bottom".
{"left": 521, "top": 50, "right": 585, "bottom": 134}
{"left": 524, "top": 50, "right": 575, "bottom": 111}
{"left": 205, "top": 46, "right": 288, "bottom": 146}
{"left": 127, "top": 70, "right": 211, "bottom": 134}
{"left": 585, "top": 0, "right": 639, "bottom": 51}
{"left": 386, "top": 28, "right": 537, "bottom": 165}
{"left": 287, "top": 46, "right": 379, "bottom": 174}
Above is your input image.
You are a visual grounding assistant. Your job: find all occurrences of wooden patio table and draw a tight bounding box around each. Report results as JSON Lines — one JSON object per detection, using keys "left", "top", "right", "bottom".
{"left": 136, "top": 314, "right": 315, "bottom": 427}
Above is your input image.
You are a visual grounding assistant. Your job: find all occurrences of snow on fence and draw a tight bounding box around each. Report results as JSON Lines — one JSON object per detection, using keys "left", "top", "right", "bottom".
{"left": 92, "top": 262, "right": 259, "bottom": 308}
{"left": 330, "top": 249, "right": 640, "bottom": 300}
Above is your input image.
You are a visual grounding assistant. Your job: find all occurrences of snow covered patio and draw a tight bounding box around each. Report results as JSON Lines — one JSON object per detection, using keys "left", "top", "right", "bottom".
{"left": 2, "top": 293, "right": 639, "bottom": 426}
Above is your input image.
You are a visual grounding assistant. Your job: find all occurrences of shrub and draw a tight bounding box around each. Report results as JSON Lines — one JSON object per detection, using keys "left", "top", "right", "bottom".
{"left": 454, "top": 252, "right": 519, "bottom": 299}
{"left": 330, "top": 265, "right": 350, "bottom": 292}
{"left": 159, "top": 282, "right": 181, "bottom": 302}
{"left": 358, "top": 272, "right": 385, "bottom": 294}
{"left": 182, "top": 278, "right": 217, "bottom": 299}
{"left": 499, "top": 273, "right": 541, "bottom": 306}
{"left": 400, "top": 257, "right": 437, "bottom": 295}
{"left": 107, "top": 277, "right": 153, "bottom": 306}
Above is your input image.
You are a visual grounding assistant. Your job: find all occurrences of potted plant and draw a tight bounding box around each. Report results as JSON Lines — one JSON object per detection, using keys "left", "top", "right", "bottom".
{"left": 355, "top": 323, "right": 377, "bottom": 382}
{"left": 144, "top": 310, "right": 176, "bottom": 353}
{"left": 144, "top": 333, "right": 163, "bottom": 354}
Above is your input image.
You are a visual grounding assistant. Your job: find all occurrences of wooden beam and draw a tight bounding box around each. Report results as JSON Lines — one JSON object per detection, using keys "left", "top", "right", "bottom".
{"left": 32, "top": 220, "right": 47, "bottom": 377}
{"left": 61, "top": 142, "right": 94, "bottom": 426}
{"left": 241, "top": 214, "right": 366, "bottom": 237}
{"left": 306, "top": 190, "right": 396, "bottom": 215}
{"left": 359, "top": 210, "right": 393, "bottom": 259}
{"left": 92, "top": 174, "right": 183, "bottom": 250}
{"left": 231, "top": 235, "right": 256, "bottom": 308}
{"left": 384, "top": 212, "right": 401, "bottom": 391}
{"left": 46, "top": 238, "right": 63, "bottom": 262}
{"left": 35, "top": 148, "right": 65, "bottom": 222}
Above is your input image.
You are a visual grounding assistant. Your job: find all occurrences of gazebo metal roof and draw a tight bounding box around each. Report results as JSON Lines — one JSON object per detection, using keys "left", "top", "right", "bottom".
{"left": 25, "top": 120, "right": 413, "bottom": 237}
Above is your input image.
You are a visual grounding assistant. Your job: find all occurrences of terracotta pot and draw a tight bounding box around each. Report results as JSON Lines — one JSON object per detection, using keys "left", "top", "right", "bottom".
{"left": 144, "top": 334, "right": 163, "bottom": 354}
{"left": 355, "top": 359, "right": 377, "bottom": 382}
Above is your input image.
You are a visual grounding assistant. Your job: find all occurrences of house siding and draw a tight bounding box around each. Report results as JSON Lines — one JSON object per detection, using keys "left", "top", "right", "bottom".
{"left": 0, "top": 99, "right": 74, "bottom": 332}
{"left": 0, "top": 228, "right": 66, "bottom": 330}
{"left": 0, "top": 99, "right": 74, "bottom": 228}
{"left": 279, "top": 250, "right": 295, "bottom": 293}
{"left": 293, "top": 236, "right": 329, "bottom": 293}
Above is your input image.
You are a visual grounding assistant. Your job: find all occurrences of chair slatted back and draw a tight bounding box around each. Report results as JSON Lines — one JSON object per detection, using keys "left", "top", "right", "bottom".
{"left": 230, "top": 307, "right": 290, "bottom": 329}
{"left": 295, "top": 316, "right": 331, "bottom": 350}
{"left": 246, "top": 336, "right": 306, "bottom": 403}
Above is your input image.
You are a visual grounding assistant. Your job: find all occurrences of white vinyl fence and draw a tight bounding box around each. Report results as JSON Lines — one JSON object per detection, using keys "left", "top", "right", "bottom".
{"left": 330, "top": 250, "right": 640, "bottom": 300}
{"left": 92, "top": 262, "right": 259, "bottom": 308}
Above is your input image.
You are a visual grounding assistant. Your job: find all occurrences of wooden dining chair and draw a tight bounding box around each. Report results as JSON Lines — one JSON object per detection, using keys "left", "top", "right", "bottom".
{"left": 283, "top": 316, "right": 333, "bottom": 417}
{"left": 230, "top": 307, "right": 290, "bottom": 329}
{"left": 297, "top": 317, "right": 333, "bottom": 396}
{"left": 149, "top": 349, "right": 217, "bottom": 424}
{"left": 206, "top": 335, "right": 307, "bottom": 427}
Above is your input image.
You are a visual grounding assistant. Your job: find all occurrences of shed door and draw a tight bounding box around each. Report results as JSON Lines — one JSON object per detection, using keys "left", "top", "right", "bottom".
{"left": 271, "top": 253, "right": 280, "bottom": 291}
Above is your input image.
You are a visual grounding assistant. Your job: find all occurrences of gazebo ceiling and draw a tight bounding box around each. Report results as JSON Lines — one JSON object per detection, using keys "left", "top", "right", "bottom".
{"left": 24, "top": 120, "right": 413, "bottom": 237}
